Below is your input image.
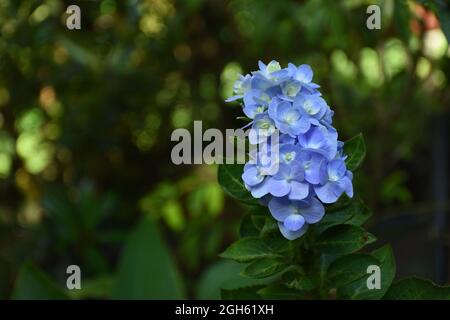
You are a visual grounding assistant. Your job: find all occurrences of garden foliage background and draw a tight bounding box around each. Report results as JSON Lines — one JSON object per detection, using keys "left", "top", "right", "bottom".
{"left": 0, "top": 0, "right": 450, "bottom": 299}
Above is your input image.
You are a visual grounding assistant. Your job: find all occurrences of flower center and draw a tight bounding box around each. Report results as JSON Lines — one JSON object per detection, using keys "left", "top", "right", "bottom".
{"left": 284, "top": 151, "right": 295, "bottom": 162}
{"left": 256, "top": 106, "right": 265, "bottom": 113}
{"left": 267, "top": 61, "right": 281, "bottom": 73}
{"left": 283, "top": 110, "right": 299, "bottom": 125}
{"left": 286, "top": 83, "right": 300, "bottom": 97}
{"left": 329, "top": 173, "right": 339, "bottom": 182}
{"left": 304, "top": 100, "right": 316, "bottom": 115}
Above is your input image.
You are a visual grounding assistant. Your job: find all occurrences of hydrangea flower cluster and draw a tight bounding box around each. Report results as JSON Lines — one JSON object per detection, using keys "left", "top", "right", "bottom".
{"left": 227, "top": 60, "right": 353, "bottom": 240}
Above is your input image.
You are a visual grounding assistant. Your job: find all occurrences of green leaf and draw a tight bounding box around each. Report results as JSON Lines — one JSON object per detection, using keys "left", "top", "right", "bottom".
{"left": 366, "top": 244, "right": 396, "bottom": 298}
{"left": 343, "top": 133, "right": 366, "bottom": 171}
{"left": 260, "top": 219, "right": 291, "bottom": 252}
{"left": 384, "top": 277, "right": 450, "bottom": 300}
{"left": 196, "top": 260, "right": 271, "bottom": 299}
{"left": 240, "top": 214, "right": 261, "bottom": 237}
{"left": 258, "top": 284, "right": 306, "bottom": 300}
{"left": 315, "top": 225, "right": 376, "bottom": 280}
{"left": 241, "top": 258, "right": 287, "bottom": 279}
{"left": 12, "top": 262, "right": 68, "bottom": 300}
{"left": 220, "top": 237, "right": 280, "bottom": 262}
{"left": 113, "top": 218, "right": 185, "bottom": 299}
{"left": 326, "top": 253, "right": 379, "bottom": 289}
{"left": 316, "top": 197, "right": 371, "bottom": 234}
{"left": 324, "top": 194, "right": 352, "bottom": 213}
{"left": 239, "top": 213, "right": 266, "bottom": 238}
{"left": 218, "top": 164, "right": 258, "bottom": 205}
{"left": 283, "top": 270, "right": 317, "bottom": 291}
{"left": 316, "top": 225, "right": 376, "bottom": 256}
{"left": 327, "top": 245, "right": 395, "bottom": 299}
{"left": 67, "top": 275, "right": 114, "bottom": 300}
{"left": 221, "top": 285, "right": 265, "bottom": 300}
{"left": 260, "top": 218, "right": 279, "bottom": 236}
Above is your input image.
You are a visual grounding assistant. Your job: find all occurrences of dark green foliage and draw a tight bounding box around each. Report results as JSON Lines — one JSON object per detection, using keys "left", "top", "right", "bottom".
{"left": 12, "top": 262, "right": 68, "bottom": 300}
{"left": 218, "top": 134, "right": 450, "bottom": 299}
{"left": 1, "top": 0, "right": 450, "bottom": 300}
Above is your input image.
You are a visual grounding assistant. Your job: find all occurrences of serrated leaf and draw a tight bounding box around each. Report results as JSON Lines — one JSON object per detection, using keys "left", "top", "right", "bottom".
{"left": 326, "top": 253, "right": 379, "bottom": 290}
{"left": 365, "top": 244, "right": 396, "bottom": 298}
{"left": 241, "top": 258, "right": 287, "bottom": 279}
{"left": 324, "top": 195, "right": 352, "bottom": 213}
{"left": 384, "top": 277, "right": 450, "bottom": 300}
{"left": 316, "top": 197, "right": 371, "bottom": 234}
{"left": 257, "top": 284, "right": 306, "bottom": 300}
{"left": 221, "top": 285, "right": 265, "bottom": 300}
{"left": 220, "top": 237, "right": 280, "bottom": 262}
{"left": 316, "top": 225, "right": 376, "bottom": 256}
{"left": 261, "top": 224, "right": 291, "bottom": 252}
{"left": 343, "top": 133, "right": 366, "bottom": 171}
{"left": 260, "top": 218, "right": 279, "bottom": 236}
{"left": 329, "top": 245, "right": 396, "bottom": 300}
{"left": 240, "top": 214, "right": 261, "bottom": 238}
{"left": 218, "top": 164, "right": 258, "bottom": 205}
{"left": 284, "top": 271, "right": 317, "bottom": 291}
{"left": 315, "top": 225, "right": 376, "bottom": 281}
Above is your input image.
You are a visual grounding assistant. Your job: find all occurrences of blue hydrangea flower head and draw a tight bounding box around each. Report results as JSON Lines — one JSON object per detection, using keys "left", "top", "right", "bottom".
{"left": 228, "top": 60, "right": 353, "bottom": 240}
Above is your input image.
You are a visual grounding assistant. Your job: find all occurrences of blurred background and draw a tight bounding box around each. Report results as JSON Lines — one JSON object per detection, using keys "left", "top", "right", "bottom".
{"left": 0, "top": 0, "right": 450, "bottom": 299}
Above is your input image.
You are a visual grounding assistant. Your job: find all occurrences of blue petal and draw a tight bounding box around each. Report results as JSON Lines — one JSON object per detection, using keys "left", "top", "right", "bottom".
{"left": 268, "top": 197, "right": 298, "bottom": 222}
{"left": 304, "top": 153, "right": 324, "bottom": 184}
{"left": 289, "top": 116, "right": 311, "bottom": 135}
{"left": 242, "top": 166, "right": 263, "bottom": 186}
{"left": 288, "top": 181, "right": 309, "bottom": 200}
{"left": 295, "top": 64, "right": 313, "bottom": 83}
{"left": 300, "top": 197, "right": 325, "bottom": 224}
{"left": 283, "top": 214, "right": 305, "bottom": 231}
{"left": 338, "top": 176, "right": 353, "bottom": 198}
{"left": 267, "top": 178, "right": 290, "bottom": 197}
{"left": 278, "top": 221, "right": 308, "bottom": 240}
{"left": 314, "top": 181, "right": 341, "bottom": 204}
{"left": 250, "top": 178, "right": 270, "bottom": 198}
{"left": 225, "top": 95, "right": 243, "bottom": 102}
{"left": 327, "top": 159, "right": 346, "bottom": 180}
{"left": 258, "top": 60, "right": 266, "bottom": 71}
{"left": 243, "top": 104, "right": 262, "bottom": 119}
